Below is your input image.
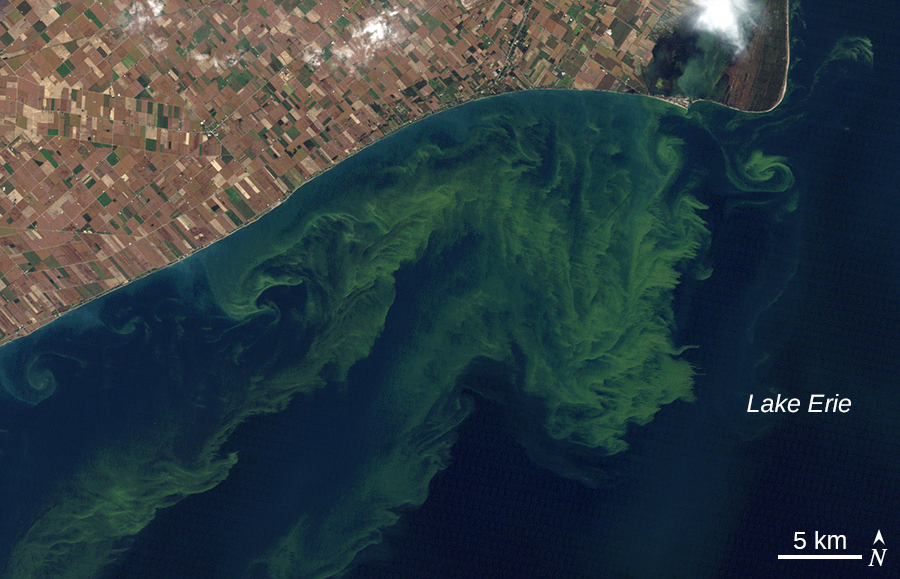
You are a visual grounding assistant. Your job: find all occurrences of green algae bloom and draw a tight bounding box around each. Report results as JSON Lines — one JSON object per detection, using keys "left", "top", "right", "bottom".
{"left": 3, "top": 90, "right": 797, "bottom": 579}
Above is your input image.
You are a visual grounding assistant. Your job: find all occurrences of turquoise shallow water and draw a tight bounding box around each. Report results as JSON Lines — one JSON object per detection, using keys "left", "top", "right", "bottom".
{"left": 0, "top": 4, "right": 895, "bottom": 575}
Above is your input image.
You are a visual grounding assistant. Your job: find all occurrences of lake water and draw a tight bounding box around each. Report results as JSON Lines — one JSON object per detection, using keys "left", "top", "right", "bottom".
{"left": 1, "top": 1, "right": 898, "bottom": 577}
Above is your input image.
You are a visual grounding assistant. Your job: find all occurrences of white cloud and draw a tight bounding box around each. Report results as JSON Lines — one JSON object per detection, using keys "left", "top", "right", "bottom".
{"left": 114, "top": 2, "right": 168, "bottom": 62}
{"left": 302, "top": 47, "right": 324, "bottom": 68}
{"left": 150, "top": 36, "right": 168, "bottom": 52}
{"left": 304, "top": 9, "right": 411, "bottom": 71}
{"left": 125, "top": 0, "right": 166, "bottom": 34}
{"left": 335, "top": 12, "right": 399, "bottom": 62}
{"left": 691, "top": 0, "right": 757, "bottom": 53}
{"left": 191, "top": 50, "right": 240, "bottom": 70}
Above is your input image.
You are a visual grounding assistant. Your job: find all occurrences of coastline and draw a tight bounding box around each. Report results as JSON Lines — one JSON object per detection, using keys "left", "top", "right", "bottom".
{"left": 0, "top": 3, "right": 793, "bottom": 350}
{"left": 689, "top": 0, "right": 791, "bottom": 114}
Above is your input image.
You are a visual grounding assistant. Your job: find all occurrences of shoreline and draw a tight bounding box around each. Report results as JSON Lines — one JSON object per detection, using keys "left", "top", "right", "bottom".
{"left": 689, "top": 0, "right": 791, "bottom": 115}
{"left": 0, "top": 7, "right": 793, "bottom": 349}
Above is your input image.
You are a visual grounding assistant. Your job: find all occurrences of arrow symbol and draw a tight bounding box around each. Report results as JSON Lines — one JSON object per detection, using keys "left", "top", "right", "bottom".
{"left": 874, "top": 530, "right": 885, "bottom": 545}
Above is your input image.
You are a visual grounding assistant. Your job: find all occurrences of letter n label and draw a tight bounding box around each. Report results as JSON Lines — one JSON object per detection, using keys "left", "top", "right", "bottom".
{"left": 869, "top": 549, "right": 887, "bottom": 566}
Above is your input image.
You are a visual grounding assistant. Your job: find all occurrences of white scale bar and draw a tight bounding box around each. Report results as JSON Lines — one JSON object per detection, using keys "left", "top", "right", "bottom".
{"left": 778, "top": 555, "right": 863, "bottom": 560}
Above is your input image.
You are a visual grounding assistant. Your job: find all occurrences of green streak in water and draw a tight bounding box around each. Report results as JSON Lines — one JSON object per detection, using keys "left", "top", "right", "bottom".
{"left": 5, "top": 88, "right": 802, "bottom": 579}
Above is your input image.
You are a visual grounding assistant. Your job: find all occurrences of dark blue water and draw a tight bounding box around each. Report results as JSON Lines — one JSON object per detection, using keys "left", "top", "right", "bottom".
{"left": 354, "top": 2, "right": 900, "bottom": 578}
